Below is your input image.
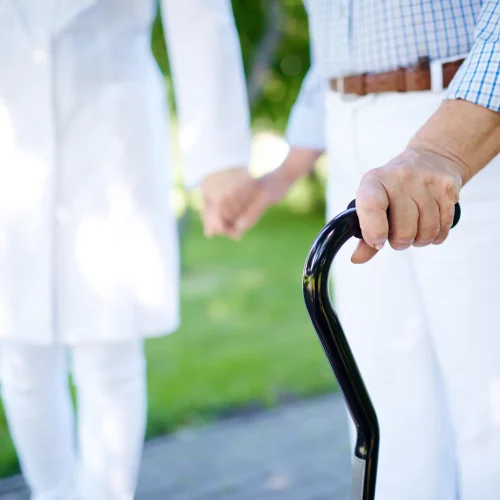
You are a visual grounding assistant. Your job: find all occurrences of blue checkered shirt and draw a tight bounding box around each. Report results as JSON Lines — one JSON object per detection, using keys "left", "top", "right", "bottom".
{"left": 287, "top": 0, "right": 500, "bottom": 151}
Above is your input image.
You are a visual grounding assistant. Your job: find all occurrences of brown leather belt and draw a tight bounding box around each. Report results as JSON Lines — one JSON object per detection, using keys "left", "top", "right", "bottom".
{"left": 329, "top": 57, "right": 464, "bottom": 96}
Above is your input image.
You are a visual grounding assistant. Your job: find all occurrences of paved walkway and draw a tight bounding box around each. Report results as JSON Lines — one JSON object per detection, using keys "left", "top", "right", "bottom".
{"left": 0, "top": 394, "right": 352, "bottom": 499}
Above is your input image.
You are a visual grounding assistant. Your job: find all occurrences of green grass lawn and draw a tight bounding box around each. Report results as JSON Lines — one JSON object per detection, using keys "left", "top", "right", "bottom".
{"left": 0, "top": 205, "right": 338, "bottom": 478}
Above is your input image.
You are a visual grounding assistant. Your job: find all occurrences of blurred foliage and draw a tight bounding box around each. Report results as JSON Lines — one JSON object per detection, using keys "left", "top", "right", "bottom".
{"left": 151, "top": 0, "right": 311, "bottom": 133}
{"left": 150, "top": 1, "right": 325, "bottom": 225}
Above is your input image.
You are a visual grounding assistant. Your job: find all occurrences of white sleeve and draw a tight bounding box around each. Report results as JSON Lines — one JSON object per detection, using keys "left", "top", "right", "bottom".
{"left": 285, "top": 0, "right": 327, "bottom": 153}
{"left": 285, "top": 60, "right": 327, "bottom": 152}
{"left": 161, "top": 0, "right": 252, "bottom": 188}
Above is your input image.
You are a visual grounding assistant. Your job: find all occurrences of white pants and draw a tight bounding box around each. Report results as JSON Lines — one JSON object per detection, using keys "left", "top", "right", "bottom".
{"left": 0, "top": 340, "right": 146, "bottom": 500}
{"left": 326, "top": 89, "right": 500, "bottom": 500}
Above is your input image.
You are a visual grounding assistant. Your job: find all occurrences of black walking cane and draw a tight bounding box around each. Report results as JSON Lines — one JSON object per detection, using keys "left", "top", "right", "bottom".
{"left": 302, "top": 199, "right": 461, "bottom": 500}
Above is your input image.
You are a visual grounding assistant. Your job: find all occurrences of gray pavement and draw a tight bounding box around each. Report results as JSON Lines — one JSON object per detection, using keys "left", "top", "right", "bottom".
{"left": 0, "top": 394, "right": 352, "bottom": 499}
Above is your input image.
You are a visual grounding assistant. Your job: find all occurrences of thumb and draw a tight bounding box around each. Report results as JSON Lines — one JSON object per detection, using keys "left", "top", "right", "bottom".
{"left": 351, "top": 239, "right": 379, "bottom": 264}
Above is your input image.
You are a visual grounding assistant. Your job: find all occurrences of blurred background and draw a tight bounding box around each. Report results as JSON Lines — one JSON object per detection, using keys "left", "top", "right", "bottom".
{"left": 0, "top": 0, "right": 338, "bottom": 483}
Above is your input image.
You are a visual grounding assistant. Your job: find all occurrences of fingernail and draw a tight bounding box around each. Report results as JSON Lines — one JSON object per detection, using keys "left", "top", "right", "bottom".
{"left": 374, "top": 241, "right": 385, "bottom": 251}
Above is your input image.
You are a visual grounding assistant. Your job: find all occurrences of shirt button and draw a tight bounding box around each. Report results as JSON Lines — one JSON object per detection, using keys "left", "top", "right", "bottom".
{"left": 32, "top": 49, "right": 48, "bottom": 64}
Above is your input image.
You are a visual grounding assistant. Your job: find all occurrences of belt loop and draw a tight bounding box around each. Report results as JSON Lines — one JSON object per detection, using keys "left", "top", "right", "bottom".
{"left": 396, "top": 67, "right": 406, "bottom": 92}
{"left": 430, "top": 53, "right": 468, "bottom": 92}
{"left": 337, "top": 76, "right": 345, "bottom": 95}
{"left": 360, "top": 73, "right": 367, "bottom": 96}
{"left": 430, "top": 59, "right": 444, "bottom": 92}
{"left": 337, "top": 76, "right": 350, "bottom": 102}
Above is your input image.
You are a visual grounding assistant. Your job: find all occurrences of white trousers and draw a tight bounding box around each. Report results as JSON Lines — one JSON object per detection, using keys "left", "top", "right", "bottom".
{"left": 325, "top": 89, "right": 500, "bottom": 500}
{"left": 0, "top": 340, "right": 146, "bottom": 500}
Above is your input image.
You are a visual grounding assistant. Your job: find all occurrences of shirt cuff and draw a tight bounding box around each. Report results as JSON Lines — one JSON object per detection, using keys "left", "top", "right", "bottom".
{"left": 447, "top": 39, "right": 500, "bottom": 112}
{"left": 285, "top": 102, "right": 326, "bottom": 152}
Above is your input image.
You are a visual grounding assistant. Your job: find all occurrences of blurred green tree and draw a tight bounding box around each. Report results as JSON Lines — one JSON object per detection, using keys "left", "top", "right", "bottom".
{"left": 151, "top": 0, "right": 310, "bottom": 133}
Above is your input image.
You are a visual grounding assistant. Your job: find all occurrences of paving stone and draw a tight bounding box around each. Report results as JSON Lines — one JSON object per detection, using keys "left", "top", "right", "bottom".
{"left": 0, "top": 394, "right": 352, "bottom": 499}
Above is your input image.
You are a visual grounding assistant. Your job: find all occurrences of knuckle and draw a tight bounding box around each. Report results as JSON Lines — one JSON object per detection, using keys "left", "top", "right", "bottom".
{"left": 425, "top": 172, "right": 459, "bottom": 201}
{"left": 396, "top": 165, "right": 415, "bottom": 184}
{"left": 357, "top": 170, "right": 390, "bottom": 212}
{"left": 357, "top": 188, "right": 382, "bottom": 213}
{"left": 413, "top": 231, "right": 438, "bottom": 247}
{"left": 418, "top": 220, "right": 441, "bottom": 240}
{"left": 364, "top": 231, "right": 387, "bottom": 246}
{"left": 440, "top": 176, "right": 459, "bottom": 201}
{"left": 359, "top": 169, "right": 381, "bottom": 189}
{"left": 364, "top": 168, "right": 381, "bottom": 180}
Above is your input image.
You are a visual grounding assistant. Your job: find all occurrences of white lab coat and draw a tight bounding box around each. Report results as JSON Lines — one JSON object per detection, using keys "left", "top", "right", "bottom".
{"left": 0, "top": 0, "right": 251, "bottom": 344}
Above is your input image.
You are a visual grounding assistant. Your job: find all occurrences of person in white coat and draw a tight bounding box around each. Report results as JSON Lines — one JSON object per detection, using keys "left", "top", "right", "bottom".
{"left": 0, "top": 1, "right": 253, "bottom": 499}
{"left": 218, "top": 1, "right": 500, "bottom": 499}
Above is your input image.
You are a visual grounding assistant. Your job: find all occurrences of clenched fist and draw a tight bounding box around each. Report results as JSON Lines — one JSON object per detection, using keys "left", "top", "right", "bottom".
{"left": 352, "top": 99, "right": 500, "bottom": 264}
{"left": 352, "top": 148, "right": 462, "bottom": 263}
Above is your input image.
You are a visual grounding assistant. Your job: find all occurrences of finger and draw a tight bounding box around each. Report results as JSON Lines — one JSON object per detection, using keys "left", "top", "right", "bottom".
{"left": 430, "top": 173, "right": 460, "bottom": 245}
{"left": 387, "top": 194, "right": 419, "bottom": 251}
{"left": 219, "top": 180, "right": 258, "bottom": 222}
{"left": 356, "top": 173, "right": 390, "bottom": 250}
{"left": 412, "top": 192, "right": 440, "bottom": 247}
{"left": 234, "top": 193, "right": 269, "bottom": 233}
{"left": 206, "top": 217, "right": 242, "bottom": 240}
{"left": 351, "top": 240, "right": 379, "bottom": 264}
{"left": 203, "top": 205, "right": 245, "bottom": 240}
{"left": 220, "top": 219, "right": 244, "bottom": 240}
{"left": 432, "top": 198, "right": 456, "bottom": 245}
{"left": 219, "top": 192, "right": 247, "bottom": 222}
{"left": 202, "top": 207, "right": 226, "bottom": 238}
